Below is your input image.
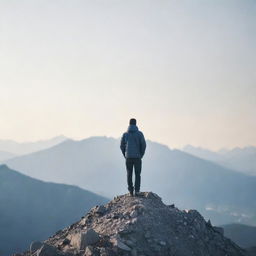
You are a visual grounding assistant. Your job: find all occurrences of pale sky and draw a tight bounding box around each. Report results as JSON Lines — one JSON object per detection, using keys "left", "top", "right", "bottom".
{"left": 0, "top": 0, "right": 255, "bottom": 150}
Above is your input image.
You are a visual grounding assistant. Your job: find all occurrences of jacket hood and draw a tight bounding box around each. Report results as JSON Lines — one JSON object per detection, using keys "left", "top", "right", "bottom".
{"left": 127, "top": 124, "right": 138, "bottom": 133}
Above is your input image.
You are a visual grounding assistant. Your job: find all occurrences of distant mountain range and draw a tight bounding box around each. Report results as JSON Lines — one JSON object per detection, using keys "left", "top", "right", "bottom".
{"left": 0, "top": 164, "right": 108, "bottom": 256}
{"left": 0, "top": 135, "right": 68, "bottom": 156}
{"left": 183, "top": 145, "right": 256, "bottom": 176}
{"left": 5, "top": 136, "right": 256, "bottom": 226}
{"left": 221, "top": 223, "right": 256, "bottom": 249}
{"left": 0, "top": 150, "right": 16, "bottom": 162}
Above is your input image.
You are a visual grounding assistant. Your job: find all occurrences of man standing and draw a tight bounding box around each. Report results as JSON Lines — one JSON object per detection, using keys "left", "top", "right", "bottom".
{"left": 120, "top": 118, "right": 146, "bottom": 196}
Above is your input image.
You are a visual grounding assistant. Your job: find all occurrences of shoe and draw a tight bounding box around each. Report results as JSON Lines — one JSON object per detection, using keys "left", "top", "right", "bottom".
{"left": 135, "top": 191, "right": 140, "bottom": 197}
{"left": 129, "top": 190, "right": 134, "bottom": 197}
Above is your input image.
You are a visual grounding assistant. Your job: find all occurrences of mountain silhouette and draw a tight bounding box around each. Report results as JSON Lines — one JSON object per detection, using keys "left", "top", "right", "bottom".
{"left": 0, "top": 135, "right": 68, "bottom": 155}
{"left": 0, "top": 164, "right": 108, "bottom": 256}
{"left": 183, "top": 145, "right": 256, "bottom": 176}
{"left": 5, "top": 136, "right": 256, "bottom": 226}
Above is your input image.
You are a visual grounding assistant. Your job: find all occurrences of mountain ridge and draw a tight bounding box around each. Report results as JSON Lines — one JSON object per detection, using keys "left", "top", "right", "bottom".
{"left": 183, "top": 145, "right": 256, "bottom": 176}
{"left": 0, "top": 164, "right": 108, "bottom": 256}
{"left": 0, "top": 135, "right": 69, "bottom": 155}
{"left": 5, "top": 136, "right": 256, "bottom": 226}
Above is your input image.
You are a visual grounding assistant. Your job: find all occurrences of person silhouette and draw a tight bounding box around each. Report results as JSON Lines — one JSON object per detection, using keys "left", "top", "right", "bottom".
{"left": 120, "top": 118, "right": 146, "bottom": 196}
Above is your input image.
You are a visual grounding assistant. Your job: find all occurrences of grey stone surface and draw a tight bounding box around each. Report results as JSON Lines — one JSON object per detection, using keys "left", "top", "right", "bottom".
{"left": 36, "top": 244, "right": 64, "bottom": 256}
{"left": 17, "top": 192, "right": 247, "bottom": 256}
{"left": 84, "top": 246, "right": 94, "bottom": 256}
{"left": 70, "top": 229, "right": 99, "bottom": 249}
{"left": 96, "top": 205, "right": 106, "bottom": 215}
{"left": 111, "top": 238, "right": 131, "bottom": 251}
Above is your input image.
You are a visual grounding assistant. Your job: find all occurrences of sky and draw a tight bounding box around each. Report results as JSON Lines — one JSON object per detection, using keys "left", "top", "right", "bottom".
{"left": 0, "top": 0, "right": 255, "bottom": 150}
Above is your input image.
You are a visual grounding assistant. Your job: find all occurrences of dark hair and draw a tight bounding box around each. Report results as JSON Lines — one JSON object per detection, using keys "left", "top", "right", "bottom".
{"left": 129, "top": 118, "right": 136, "bottom": 125}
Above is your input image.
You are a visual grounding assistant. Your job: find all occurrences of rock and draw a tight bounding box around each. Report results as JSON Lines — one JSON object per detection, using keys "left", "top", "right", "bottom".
{"left": 125, "top": 239, "right": 135, "bottom": 246}
{"left": 94, "top": 205, "right": 106, "bottom": 215}
{"left": 99, "top": 248, "right": 107, "bottom": 256}
{"left": 133, "top": 204, "right": 145, "bottom": 214}
{"left": 36, "top": 244, "right": 64, "bottom": 256}
{"left": 131, "top": 248, "right": 137, "bottom": 256}
{"left": 144, "top": 192, "right": 162, "bottom": 201}
{"left": 159, "top": 241, "right": 166, "bottom": 246}
{"left": 207, "top": 219, "right": 212, "bottom": 227}
{"left": 144, "top": 231, "right": 151, "bottom": 239}
{"left": 152, "top": 244, "right": 161, "bottom": 252}
{"left": 84, "top": 246, "right": 94, "bottom": 256}
{"left": 111, "top": 238, "right": 131, "bottom": 251}
{"left": 130, "top": 210, "right": 138, "bottom": 218}
{"left": 30, "top": 241, "right": 43, "bottom": 252}
{"left": 62, "top": 238, "right": 70, "bottom": 245}
{"left": 213, "top": 226, "right": 224, "bottom": 235}
{"left": 131, "top": 217, "right": 138, "bottom": 224}
{"left": 55, "top": 229, "right": 63, "bottom": 235}
{"left": 70, "top": 229, "right": 100, "bottom": 249}
{"left": 62, "top": 246, "right": 75, "bottom": 254}
{"left": 16, "top": 192, "right": 246, "bottom": 256}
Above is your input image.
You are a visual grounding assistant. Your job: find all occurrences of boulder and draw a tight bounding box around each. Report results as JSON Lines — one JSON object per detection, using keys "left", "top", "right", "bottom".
{"left": 84, "top": 246, "right": 94, "bottom": 256}
{"left": 70, "top": 229, "right": 100, "bottom": 250}
{"left": 36, "top": 244, "right": 64, "bottom": 256}
{"left": 111, "top": 237, "right": 131, "bottom": 251}
{"left": 95, "top": 205, "right": 106, "bottom": 215}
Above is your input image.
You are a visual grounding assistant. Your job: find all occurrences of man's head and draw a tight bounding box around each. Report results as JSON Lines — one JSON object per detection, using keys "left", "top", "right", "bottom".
{"left": 129, "top": 118, "right": 137, "bottom": 125}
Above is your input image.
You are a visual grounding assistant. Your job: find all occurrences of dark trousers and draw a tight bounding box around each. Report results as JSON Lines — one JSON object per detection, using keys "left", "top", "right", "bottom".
{"left": 125, "top": 158, "right": 142, "bottom": 192}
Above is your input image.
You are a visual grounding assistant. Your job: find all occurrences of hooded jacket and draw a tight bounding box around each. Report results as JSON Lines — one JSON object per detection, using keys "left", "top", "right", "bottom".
{"left": 120, "top": 124, "right": 146, "bottom": 158}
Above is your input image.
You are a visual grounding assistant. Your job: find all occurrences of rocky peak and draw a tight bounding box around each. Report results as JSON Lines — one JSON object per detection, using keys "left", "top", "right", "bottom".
{"left": 17, "top": 192, "right": 247, "bottom": 256}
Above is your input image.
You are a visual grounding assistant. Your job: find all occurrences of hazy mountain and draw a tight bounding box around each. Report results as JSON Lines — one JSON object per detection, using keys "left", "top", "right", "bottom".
{"left": 0, "top": 164, "right": 108, "bottom": 256}
{"left": 219, "top": 147, "right": 256, "bottom": 176}
{"left": 0, "top": 150, "right": 16, "bottom": 162}
{"left": 183, "top": 145, "right": 256, "bottom": 176}
{"left": 221, "top": 223, "right": 256, "bottom": 249}
{"left": 0, "top": 135, "right": 68, "bottom": 155}
{"left": 183, "top": 145, "right": 223, "bottom": 162}
{"left": 5, "top": 136, "right": 256, "bottom": 226}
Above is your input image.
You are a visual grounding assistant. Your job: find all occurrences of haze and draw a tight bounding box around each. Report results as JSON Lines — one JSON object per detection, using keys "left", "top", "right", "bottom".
{"left": 0, "top": 0, "right": 255, "bottom": 150}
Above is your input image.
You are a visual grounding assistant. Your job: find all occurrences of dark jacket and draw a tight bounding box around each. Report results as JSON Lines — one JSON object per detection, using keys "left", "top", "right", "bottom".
{"left": 120, "top": 125, "right": 146, "bottom": 159}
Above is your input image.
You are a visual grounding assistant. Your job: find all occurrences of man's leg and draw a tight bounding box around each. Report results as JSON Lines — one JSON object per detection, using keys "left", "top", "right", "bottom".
{"left": 134, "top": 158, "right": 142, "bottom": 193}
{"left": 125, "top": 158, "right": 134, "bottom": 194}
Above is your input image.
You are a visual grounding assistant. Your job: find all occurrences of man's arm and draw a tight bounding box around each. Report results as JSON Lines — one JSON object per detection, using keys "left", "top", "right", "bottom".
{"left": 140, "top": 132, "right": 146, "bottom": 158}
{"left": 120, "top": 133, "right": 126, "bottom": 157}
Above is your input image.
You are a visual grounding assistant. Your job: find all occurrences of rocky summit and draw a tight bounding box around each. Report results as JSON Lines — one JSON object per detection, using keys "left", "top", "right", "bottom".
{"left": 17, "top": 192, "right": 247, "bottom": 256}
